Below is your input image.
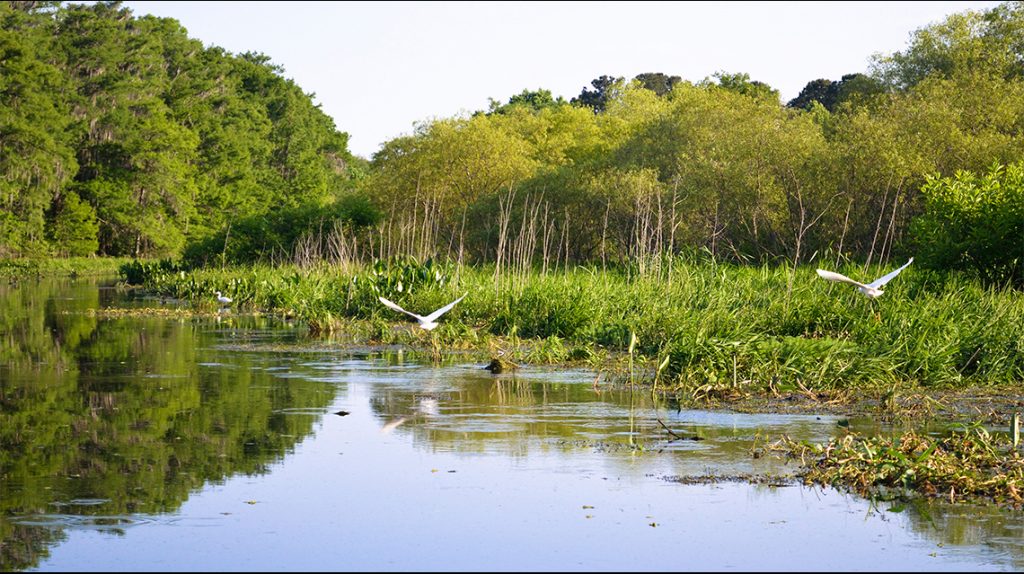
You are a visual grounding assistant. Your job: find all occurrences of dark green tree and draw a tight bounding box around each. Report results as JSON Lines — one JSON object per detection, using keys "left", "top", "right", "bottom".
{"left": 787, "top": 78, "right": 836, "bottom": 110}
{"left": 633, "top": 72, "right": 682, "bottom": 96}
{"left": 0, "top": 1, "right": 76, "bottom": 256}
{"left": 47, "top": 190, "right": 98, "bottom": 256}
{"left": 571, "top": 75, "right": 624, "bottom": 113}
{"left": 788, "top": 74, "right": 884, "bottom": 111}
{"left": 707, "top": 72, "right": 780, "bottom": 103}
{"left": 487, "top": 88, "right": 568, "bottom": 115}
{"left": 58, "top": 2, "right": 199, "bottom": 256}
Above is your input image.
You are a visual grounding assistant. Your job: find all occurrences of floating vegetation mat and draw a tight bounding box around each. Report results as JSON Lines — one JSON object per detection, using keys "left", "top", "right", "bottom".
{"left": 769, "top": 427, "right": 1024, "bottom": 508}
{"left": 663, "top": 473, "right": 798, "bottom": 487}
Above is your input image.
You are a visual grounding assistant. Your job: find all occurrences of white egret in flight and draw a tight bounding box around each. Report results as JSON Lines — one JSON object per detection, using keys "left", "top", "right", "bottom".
{"left": 378, "top": 293, "right": 467, "bottom": 331}
{"left": 816, "top": 258, "right": 914, "bottom": 299}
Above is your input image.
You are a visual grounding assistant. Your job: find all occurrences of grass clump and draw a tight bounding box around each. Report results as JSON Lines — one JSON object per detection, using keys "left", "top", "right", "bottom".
{"left": 773, "top": 425, "right": 1024, "bottom": 508}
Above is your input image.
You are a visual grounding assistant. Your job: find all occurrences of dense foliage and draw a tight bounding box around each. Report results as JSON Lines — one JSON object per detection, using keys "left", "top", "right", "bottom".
{"left": 912, "top": 162, "right": 1024, "bottom": 287}
{"left": 355, "top": 1, "right": 1024, "bottom": 288}
{"left": 0, "top": 0, "right": 363, "bottom": 259}
{"left": 2, "top": 1, "right": 1022, "bottom": 288}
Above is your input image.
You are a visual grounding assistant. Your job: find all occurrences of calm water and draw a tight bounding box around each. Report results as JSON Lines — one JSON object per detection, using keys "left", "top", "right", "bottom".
{"left": 2, "top": 278, "right": 1024, "bottom": 571}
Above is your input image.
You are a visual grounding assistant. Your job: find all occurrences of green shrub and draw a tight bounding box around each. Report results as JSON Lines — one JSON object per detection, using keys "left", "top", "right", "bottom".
{"left": 911, "top": 162, "right": 1024, "bottom": 288}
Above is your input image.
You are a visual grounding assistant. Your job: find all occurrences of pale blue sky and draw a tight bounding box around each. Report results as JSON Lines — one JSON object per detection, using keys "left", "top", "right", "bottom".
{"left": 124, "top": 1, "right": 1002, "bottom": 159}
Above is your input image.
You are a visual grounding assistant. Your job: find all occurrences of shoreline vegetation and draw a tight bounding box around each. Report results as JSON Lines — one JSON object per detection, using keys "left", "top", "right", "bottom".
{"left": 0, "top": 257, "right": 130, "bottom": 278}
{"left": 114, "top": 257, "right": 1024, "bottom": 417}
{"left": 673, "top": 423, "right": 1024, "bottom": 510}
{"left": 3, "top": 2, "right": 1021, "bottom": 295}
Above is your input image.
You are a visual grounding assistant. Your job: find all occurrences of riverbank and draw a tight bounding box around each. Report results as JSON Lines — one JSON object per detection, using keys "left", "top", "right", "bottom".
{"left": 119, "top": 257, "right": 1024, "bottom": 391}
{"left": 0, "top": 257, "right": 131, "bottom": 278}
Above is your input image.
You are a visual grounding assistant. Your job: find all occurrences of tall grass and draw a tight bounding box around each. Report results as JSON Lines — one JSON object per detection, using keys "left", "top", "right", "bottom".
{"left": 122, "top": 257, "right": 1024, "bottom": 393}
{"left": 1, "top": 257, "right": 132, "bottom": 277}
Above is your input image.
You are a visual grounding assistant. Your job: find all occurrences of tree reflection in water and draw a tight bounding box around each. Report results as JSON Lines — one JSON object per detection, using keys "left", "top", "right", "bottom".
{"left": 0, "top": 278, "right": 333, "bottom": 571}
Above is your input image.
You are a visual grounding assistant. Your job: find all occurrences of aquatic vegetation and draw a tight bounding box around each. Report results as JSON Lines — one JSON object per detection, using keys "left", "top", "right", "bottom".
{"left": 0, "top": 257, "right": 131, "bottom": 278}
{"left": 119, "top": 258, "right": 184, "bottom": 285}
{"left": 773, "top": 424, "right": 1024, "bottom": 508}
{"left": 521, "top": 334, "right": 570, "bottom": 364}
{"left": 361, "top": 255, "right": 452, "bottom": 297}
{"left": 119, "top": 259, "right": 1024, "bottom": 394}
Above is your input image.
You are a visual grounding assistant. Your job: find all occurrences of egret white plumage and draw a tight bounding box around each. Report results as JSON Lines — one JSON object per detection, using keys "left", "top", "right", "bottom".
{"left": 215, "top": 291, "right": 232, "bottom": 305}
{"left": 816, "top": 258, "right": 914, "bottom": 299}
{"left": 378, "top": 293, "right": 466, "bottom": 331}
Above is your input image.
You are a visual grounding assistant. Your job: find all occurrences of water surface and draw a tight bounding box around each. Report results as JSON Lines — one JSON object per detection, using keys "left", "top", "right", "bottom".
{"left": 2, "top": 278, "right": 1023, "bottom": 571}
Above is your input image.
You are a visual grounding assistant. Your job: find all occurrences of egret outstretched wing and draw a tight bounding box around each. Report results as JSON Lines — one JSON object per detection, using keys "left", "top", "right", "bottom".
{"left": 817, "top": 258, "right": 914, "bottom": 300}
{"left": 816, "top": 269, "right": 870, "bottom": 290}
{"left": 866, "top": 258, "right": 914, "bottom": 289}
{"left": 379, "top": 293, "right": 467, "bottom": 330}
{"left": 378, "top": 296, "right": 425, "bottom": 322}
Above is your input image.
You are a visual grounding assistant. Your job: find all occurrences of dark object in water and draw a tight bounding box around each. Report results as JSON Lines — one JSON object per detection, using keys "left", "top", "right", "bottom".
{"left": 484, "top": 357, "right": 519, "bottom": 373}
{"left": 334, "top": 410, "right": 351, "bottom": 417}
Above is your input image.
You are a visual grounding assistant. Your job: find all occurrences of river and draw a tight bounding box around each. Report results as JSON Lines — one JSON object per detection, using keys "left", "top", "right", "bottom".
{"left": 1, "top": 277, "right": 1022, "bottom": 571}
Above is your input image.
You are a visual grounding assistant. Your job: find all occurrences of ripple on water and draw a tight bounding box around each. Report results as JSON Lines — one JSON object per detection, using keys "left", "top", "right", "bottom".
{"left": 11, "top": 514, "right": 152, "bottom": 532}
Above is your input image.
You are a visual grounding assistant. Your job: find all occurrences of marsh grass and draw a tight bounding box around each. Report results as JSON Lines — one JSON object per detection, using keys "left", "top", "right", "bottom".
{"left": 121, "top": 258, "right": 1024, "bottom": 393}
{"left": 1, "top": 257, "right": 131, "bottom": 278}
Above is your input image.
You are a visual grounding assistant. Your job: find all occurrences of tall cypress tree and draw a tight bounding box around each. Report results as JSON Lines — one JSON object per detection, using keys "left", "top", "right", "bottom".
{"left": 0, "top": 1, "right": 76, "bottom": 256}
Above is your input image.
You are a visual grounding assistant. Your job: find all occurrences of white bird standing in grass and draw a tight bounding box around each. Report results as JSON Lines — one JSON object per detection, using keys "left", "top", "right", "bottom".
{"left": 215, "top": 291, "right": 232, "bottom": 305}
{"left": 816, "top": 258, "right": 914, "bottom": 299}
{"left": 378, "top": 293, "right": 467, "bottom": 331}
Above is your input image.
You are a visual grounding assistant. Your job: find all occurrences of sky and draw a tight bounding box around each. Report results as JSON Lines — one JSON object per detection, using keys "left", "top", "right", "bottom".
{"left": 123, "top": 1, "right": 1004, "bottom": 159}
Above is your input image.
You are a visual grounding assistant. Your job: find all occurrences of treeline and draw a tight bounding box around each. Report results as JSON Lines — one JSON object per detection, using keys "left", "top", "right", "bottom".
{"left": 2, "top": 1, "right": 1021, "bottom": 285}
{"left": 0, "top": 0, "right": 367, "bottom": 260}
{"left": 358, "top": 1, "right": 1024, "bottom": 285}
